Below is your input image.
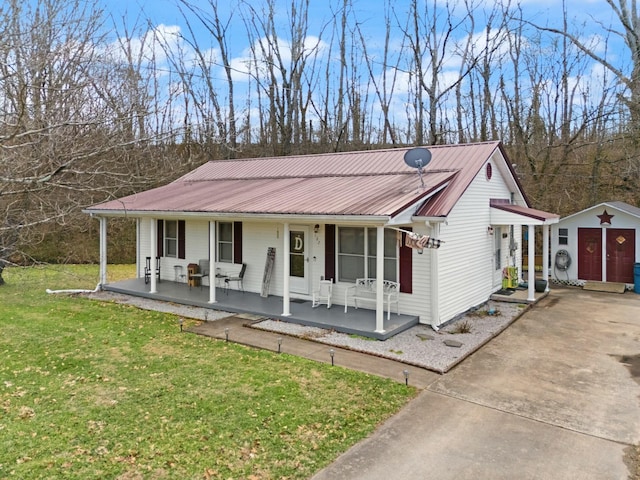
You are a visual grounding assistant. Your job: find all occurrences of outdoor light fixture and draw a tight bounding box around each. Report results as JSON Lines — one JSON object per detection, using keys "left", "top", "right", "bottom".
{"left": 314, "top": 224, "right": 320, "bottom": 233}
{"left": 277, "top": 337, "right": 282, "bottom": 353}
{"left": 224, "top": 327, "right": 229, "bottom": 342}
{"left": 403, "top": 369, "right": 410, "bottom": 386}
{"left": 179, "top": 318, "right": 183, "bottom": 332}
{"left": 329, "top": 348, "right": 335, "bottom": 366}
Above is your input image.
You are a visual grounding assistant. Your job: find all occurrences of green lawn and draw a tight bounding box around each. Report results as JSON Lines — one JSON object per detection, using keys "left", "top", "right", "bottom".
{"left": 0, "top": 265, "right": 416, "bottom": 479}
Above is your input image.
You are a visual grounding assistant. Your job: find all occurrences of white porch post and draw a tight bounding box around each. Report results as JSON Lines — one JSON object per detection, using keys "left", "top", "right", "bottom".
{"left": 542, "top": 224, "right": 550, "bottom": 292}
{"left": 208, "top": 221, "right": 217, "bottom": 304}
{"left": 430, "top": 222, "right": 440, "bottom": 328}
{"left": 282, "top": 223, "right": 291, "bottom": 316}
{"left": 99, "top": 216, "right": 108, "bottom": 288}
{"left": 149, "top": 218, "right": 158, "bottom": 294}
{"left": 527, "top": 224, "right": 535, "bottom": 302}
{"left": 375, "top": 225, "right": 385, "bottom": 333}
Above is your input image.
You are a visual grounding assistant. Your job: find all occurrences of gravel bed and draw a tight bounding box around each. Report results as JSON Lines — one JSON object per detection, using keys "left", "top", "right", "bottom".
{"left": 84, "top": 291, "right": 527, "bottom": 373}
{"left": 252, "top": 301, "right": 527, "bottom": 373}
{"left": 83, "top": 291, "right": 233, "bottom": 321}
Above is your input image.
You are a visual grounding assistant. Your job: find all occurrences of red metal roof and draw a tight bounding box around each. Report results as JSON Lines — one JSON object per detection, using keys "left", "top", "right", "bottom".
{"left": 87, "top": 141, "right": 508, "bottom": 219}
{"left": 490, "top": 200, "right": 560, "bottom": 222}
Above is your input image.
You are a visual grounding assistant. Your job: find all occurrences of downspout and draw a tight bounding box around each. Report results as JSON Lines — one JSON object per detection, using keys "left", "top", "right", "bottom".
{"left": 99, "top": 216, "right": 107, "bottom": 288}
{"left": 47, "top": 285, "right": 101, "bottom": 295}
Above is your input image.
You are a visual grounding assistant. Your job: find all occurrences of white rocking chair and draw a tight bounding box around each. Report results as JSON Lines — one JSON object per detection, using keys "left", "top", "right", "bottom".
{"left": 312, "top": 279, "right": 333, "bottom": 308}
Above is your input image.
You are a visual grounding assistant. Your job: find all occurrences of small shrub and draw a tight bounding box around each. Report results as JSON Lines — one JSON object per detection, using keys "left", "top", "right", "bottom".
{"left": 450, "top": 320, "right": 472, "bottom": 334}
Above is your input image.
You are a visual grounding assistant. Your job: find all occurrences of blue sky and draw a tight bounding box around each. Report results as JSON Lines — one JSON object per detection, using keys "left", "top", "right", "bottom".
{"left": 96, "top": 0, "right": 627, "bottom": 140}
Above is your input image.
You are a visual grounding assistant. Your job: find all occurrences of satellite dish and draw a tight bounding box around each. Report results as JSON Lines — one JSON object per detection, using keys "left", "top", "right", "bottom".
{"left": 403, "top": 147, "right": 431, "bottom": 189}
{"left": 403, "top": 147, "right": 432, "bottom": 170}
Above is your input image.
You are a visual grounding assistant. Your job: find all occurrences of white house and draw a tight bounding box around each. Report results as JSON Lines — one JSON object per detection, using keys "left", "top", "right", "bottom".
{"left": 86, "top": 141, "right": 559, "bottom": 337}
{"left": 551, "top": 201, "right": 640, "bottom": 288}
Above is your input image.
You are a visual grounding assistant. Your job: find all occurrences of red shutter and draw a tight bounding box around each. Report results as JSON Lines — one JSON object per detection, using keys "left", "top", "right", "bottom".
{"left": 233, "top": 222, "right": 243, "bottom": 264}
{"left": 325, "top": 224, "right": 336, "bottom": 281}
{"left": 178, "top": 220, "right": 185, "bottom": 259}
{"left": 399, "top": 228, "right": 413, "bottom": 294}
{"left": 156, "top": 220, "right": 164, "bottom": 257}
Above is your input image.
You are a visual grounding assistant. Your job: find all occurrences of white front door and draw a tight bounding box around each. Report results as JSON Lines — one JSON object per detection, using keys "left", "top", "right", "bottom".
{"left": 289, "top": 226, "right": 309, "bottom": 294}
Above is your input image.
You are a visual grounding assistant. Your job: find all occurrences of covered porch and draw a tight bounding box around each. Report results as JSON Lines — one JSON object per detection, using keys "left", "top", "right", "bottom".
{"left": 103, "top": 277, "right": 419, "bottom": 341}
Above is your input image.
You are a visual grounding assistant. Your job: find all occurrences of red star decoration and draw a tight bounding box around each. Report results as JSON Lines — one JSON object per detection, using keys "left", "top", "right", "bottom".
{"left": 597, "top": 209, "right": 614, "bottom": 225}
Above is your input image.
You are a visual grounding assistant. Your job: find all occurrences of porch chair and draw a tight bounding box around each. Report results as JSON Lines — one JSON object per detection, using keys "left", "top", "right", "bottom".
{"left": 224, "top": 263, "right": 246, "bottom": 293}
{"left": 144, "top": 256, "right": 161, "bottom": 284}
{"left": 188, "top": 259, "right": 209, "bottom": 289}
{"left": 312, "top": 279, "right": 333, "bottom": 308}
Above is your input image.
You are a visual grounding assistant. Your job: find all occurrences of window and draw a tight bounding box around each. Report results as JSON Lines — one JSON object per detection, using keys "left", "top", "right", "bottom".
{"left": 218, "top": 222, "right": 233, "bottom": 263}
{"left": 559, "top": 228, "right": 568, "bottom": 245}
{"left": 494, "top": 226, "right": 502, "bottom": 270}
{"left": 338, "top": 227, "right": 397, "bottom": 282}
{"left": 164, "top": 220, "right": 178, "bottom": 257}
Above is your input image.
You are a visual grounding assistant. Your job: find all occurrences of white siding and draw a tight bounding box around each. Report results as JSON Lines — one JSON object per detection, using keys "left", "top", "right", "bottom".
{"left": 398, "top": 223, "right": 432, "bottom": 323}
{"left": 551, "top": 206, "right": 640, "bottom": 283}
{"left": 437, "top": 160, "right": 516, "bottom": 324}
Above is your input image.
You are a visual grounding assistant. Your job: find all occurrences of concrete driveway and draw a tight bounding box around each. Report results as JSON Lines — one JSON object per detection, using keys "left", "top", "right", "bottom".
{"left": 311, "top": 286, "right": 640, "bottom": 480}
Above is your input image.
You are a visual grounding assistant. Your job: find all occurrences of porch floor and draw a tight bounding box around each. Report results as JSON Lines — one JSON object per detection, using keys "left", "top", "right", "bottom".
{"left": 490, "top": 286, "right": 549, "bottom": 303}
{"left": 103, "top": 278, "right": 419, "bottom": 341}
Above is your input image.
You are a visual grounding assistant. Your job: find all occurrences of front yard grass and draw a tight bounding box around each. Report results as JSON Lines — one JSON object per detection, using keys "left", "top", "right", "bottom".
{"left": 0, "top": 265, "right": 417, "bottom": 479}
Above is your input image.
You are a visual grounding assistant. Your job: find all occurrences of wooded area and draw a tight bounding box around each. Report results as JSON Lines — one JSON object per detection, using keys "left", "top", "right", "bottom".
{"left": 1, "top": 0, "right": 638, "bottom": 267}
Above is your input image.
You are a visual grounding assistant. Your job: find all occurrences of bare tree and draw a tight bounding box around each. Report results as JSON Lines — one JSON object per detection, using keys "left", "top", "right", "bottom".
{"left": 0, "top": 0, "right": 182, "bottom": 271}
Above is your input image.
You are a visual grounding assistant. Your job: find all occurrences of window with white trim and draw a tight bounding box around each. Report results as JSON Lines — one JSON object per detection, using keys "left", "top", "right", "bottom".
{"left": 164, "top": 220, "right": 178, "bottom": 258}
{"left": 558, "top": 228, "right": 568, "bottom": 245}
{"left": 338, "top": 227, "right": 397, "bottom": 282}
{"left": 217, "top": 222, "right": 233, "bottom": 263}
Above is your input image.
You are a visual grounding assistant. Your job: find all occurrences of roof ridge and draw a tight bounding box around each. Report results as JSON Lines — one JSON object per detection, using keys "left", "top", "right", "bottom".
{"left": 182, "top": 169, "right": 459, "bottom": 182}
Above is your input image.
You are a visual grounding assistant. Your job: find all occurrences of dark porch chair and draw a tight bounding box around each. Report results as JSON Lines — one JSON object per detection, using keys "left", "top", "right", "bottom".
{"left": 225, "top": 263, "right": 246, "bottom": 293}
{"left": 144, "top": 256, "right": 160, "bottom": 284}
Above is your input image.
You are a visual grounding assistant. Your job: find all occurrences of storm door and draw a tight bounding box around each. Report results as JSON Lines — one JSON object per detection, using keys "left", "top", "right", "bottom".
{"left": 289, "top": 226, "right": 310, "bottom": 294}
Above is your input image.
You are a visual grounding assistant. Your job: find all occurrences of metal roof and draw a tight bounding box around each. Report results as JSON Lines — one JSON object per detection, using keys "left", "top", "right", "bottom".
{"left": 490, "top": 200, "right": 560, "bottom": 225}
{"left": 87, "top": 141, "right": 514, "bottom": 220}
{"left": 558, "top": 201, "right": 640, "bottom": 223}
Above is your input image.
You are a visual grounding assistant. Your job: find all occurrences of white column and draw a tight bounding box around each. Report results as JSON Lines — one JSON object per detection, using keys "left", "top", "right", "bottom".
{"left": 527, "top": 224, "right": 535, "bottom": 302}
{"left": 542, "top": 224, "right": 550, "bottom": 292}
{"left": 375, "top": 225, "right": 385, "bottom": 333}
{"left": 150, "top": 218, "right": 158, "bottom": 294}
{"left": 282, "top": 223, "right": 291, "bottom": 316}
{"left": 99, "top": 217, "right": 108, "bottom": 288}
{"left": 430, "top": 222, "right": 440, "bottom": 329}
{"left": 208, "top": 221, "right": 217, "bottom": 304}
{"left": 601, "top": 228, "right": 608, "bottom": 282}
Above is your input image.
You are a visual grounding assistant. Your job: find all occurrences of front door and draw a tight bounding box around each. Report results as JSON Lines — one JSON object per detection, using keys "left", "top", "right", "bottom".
{"left": 578, "top": 228, "right": 602, "bottom": 281}
{"left": 289, "top": 226, "right": 309, "bottom": 294}
{"left": 606, "top": 229, "right": 635, "bottom": 283}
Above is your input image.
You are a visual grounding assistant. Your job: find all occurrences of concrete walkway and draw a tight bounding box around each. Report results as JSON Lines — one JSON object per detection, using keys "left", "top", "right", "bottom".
{"left": 189, "top": 286, "right": 640, "bottom": 479}
{"left": 311, "top": 286, "right": 640, "bottom": 480}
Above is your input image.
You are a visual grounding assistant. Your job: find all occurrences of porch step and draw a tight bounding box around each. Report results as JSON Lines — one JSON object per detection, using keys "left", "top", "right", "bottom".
{"left": 583, "top": 281, "right": 626, "bottom": 294}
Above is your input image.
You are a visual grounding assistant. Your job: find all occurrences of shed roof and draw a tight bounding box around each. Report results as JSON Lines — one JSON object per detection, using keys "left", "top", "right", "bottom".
{"left": 86, "top": 141, "right": 522, "bottom": 221}
{"left": 559, "top": 201, "right": 640, "bottom": 223}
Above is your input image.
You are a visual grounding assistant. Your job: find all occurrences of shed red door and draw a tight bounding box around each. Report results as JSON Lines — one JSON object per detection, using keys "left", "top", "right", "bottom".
{"left": 606, "top": 229, "right": 635, "bottom": 283}
{"left": 578, "top": 228, "right": 602, "bottom": 281}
